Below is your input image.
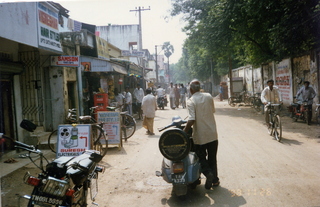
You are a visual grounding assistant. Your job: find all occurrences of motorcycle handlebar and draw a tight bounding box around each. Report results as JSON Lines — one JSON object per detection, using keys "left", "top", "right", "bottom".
{"left": 157, "top": 120, "right": 187, "bottom": 132}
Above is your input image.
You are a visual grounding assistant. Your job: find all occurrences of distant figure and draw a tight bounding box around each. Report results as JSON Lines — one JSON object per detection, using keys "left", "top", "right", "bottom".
{"left": 180, "top": 84, "right": 187, "bottom": 108}
{"left": 133, "top": 84, "right": 144, "bottom": 120}
{"left": 219, "top": 84, "right": 224, "bottom": 101}
{"left": 168, "top": 82, "right": 176, "bottom": 109}
{"left": 142, "top": 88, "right": 157, "bottom": 135}
{"left": 174, "top": 84, "right": 180, "bottom": 108}
{"left": 296, "top": 81, "right": 316, "bottom": 124}
{"left": 125, "top": 86, "right": 132, "bottom": 115}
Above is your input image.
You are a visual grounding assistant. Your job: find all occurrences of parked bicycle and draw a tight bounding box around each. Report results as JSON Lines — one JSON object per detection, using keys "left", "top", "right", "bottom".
{"left": 266, "top": 103, "right": 282, "bottom": 142}
{"left": 228, "top": 90, "right": 251, "bottom": 107}
{"left": 106, "top": 106, "right": 136, "bottom": 141}
{"left": 48, "top": 107, "right": 108, "bottom": 156}
{"left": 315, "top": 104, "right": 320, "bottom": 125}
{"left": 249, "top": 93, "right": 263, "bottom": 112}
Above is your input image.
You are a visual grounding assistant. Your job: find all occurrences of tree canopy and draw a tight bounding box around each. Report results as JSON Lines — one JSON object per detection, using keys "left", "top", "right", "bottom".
{"left": 170, "top": 0, "right": 320, "bottom": 82}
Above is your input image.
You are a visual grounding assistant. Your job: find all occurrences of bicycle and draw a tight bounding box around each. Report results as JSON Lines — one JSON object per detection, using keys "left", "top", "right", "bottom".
{"left": 266, "top": 103, "right": 282, "bottom": 142}
{"left": 106, "top": 106, "right": 136, "bottom": 141}
{"left": 315, "top": 104, "right": 320, "bottom": 125}
{"left": 48, "top": 107, "right": 108, "bottom": 156}
{"left": 249, "top": 93, "right": 263, "bottom": 112}
{"left": 228, "top": 91, "right": 251, "bottom": 107}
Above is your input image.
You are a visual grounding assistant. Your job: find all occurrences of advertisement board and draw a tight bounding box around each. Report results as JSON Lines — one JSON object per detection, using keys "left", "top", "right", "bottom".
{"left": 51, "top": 56, "right": 80, "bottom": 67}
{"left": 275, "top": 59, "right": 292, "bottom": 104}
{"left": 97, "top": 111, "right": 121, "bottom": 146}
{"left": 56, "top": 125, "right": 91, "bottom": 158}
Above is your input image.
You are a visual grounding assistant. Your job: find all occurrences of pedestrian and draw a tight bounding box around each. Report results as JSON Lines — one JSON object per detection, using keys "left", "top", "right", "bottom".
{"left": 167, "top": 82, "right": 176, "bottom": 109}
{"left": 133, "top": 84, "right": 144, "bottom": 120}
{"left": 261, "top": 79, "right": 282, "bottom": 127}
{"left": 296, "top": 81, "right": 316, "bottom": 124}
{"left": 219, "top": 83, "right": 224, "bottom": 101}
{"left": 125, "top": 86, "right": 132, "bottom": 115}
{"left": 183, "top": 79, "right": 219, "bottom": 189}
{"left": 180, "top": 83, "right": 187, "bottom": 108}
{"left": 114, "top": 88, "right": 125, "bottom": 110}
{"left": 174, "top": 83, "right": 180, "bottom": 108}
{"left": 142, "top": 88, "right": 157, "bottom": 135}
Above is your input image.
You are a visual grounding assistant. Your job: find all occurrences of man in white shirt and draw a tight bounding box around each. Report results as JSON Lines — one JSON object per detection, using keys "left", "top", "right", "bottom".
{"left": 156, "top": 85, "right": 165, "bottom": 106}
{"left": 133, "top": 84, "right": 144, "bottom": 120}
{"left": 142, "top": 88, "right": 157, "bottom": 135}
{"left": 261, "top": 79, "right": 282, "bottom": 126}
{"left": 125, "top": 86, "right": 132, "bottom": 115}
{"left": 183, "top": 79, "right": 219, "bottom": 190}
{"left": 167, "top": 82, "right": 176, "bottom": 109}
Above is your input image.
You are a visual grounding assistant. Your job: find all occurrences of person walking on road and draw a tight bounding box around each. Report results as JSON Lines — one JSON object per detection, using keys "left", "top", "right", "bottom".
{"left": 261, "top": 79, "right": 282, "bottom": 127}
{"left": 296, "top": 81, "right": 316, "bottom": 124}
{"left": 180, "top": 83, "right": 187, "bottom": 108}
{"left": 168, "top": 82, "right": 176, "bottom": 109}
{"left": 142, "top": 88, "right": 157, "bottom": 135}
{"left": 174, "top": 83, "right": 180, "bottom": 108}
{"left": 125, "top": 86, "right": 133, "bottom": 115}
{"left": 133, "top": 84, "right": 144, "bottom": 120}
{"left": 183, "top": 79, "right": 219, "bottom": 189}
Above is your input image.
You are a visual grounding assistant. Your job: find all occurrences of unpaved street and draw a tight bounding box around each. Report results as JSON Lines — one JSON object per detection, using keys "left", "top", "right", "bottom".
{"left": 2, "top": 100, "right": 320, "bottom": 207}
{"left": 93, "top": 101, "right": 320, "bottom": 207}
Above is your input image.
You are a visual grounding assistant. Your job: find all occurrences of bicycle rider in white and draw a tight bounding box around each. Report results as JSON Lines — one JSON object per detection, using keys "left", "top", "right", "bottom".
{"left": 261, "top": 79, "right": 283, "bottom": 127}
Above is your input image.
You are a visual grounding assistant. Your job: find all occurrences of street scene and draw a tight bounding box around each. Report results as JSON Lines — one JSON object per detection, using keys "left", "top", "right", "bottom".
{"left": 1, "top": 101, "right": 320, "bottom": 206}
{"left": 1, "top": 0, "right": 320, "bottom": 206}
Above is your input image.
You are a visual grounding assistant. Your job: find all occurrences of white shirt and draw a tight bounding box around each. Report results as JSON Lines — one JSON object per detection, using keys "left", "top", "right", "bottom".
{"left": 261, "top": 86, "right": 282, "bottom": 104}
{"left": 168, "top": 86, "right": 175, "bottom": 98}
{"left": 187, "top": 92, "right": 218, "bottom": 145}
{"left": 156, "top": 88, "right": 165, "bottom": 97}
{"left": 115, "top": 94, "right": 124, "bottom": 106}
{"left": 133, "top": 88, "right": 144, "bottom": 103}
{"left": 142, "top": 94, "right": 157, "bottom": 118}
{"left": 125, "top": 92, "right": 132, "bottom": 104}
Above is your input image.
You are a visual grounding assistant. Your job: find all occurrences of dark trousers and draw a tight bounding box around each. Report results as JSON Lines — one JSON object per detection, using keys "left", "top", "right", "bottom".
{"left": 194, "top": 140, "right": 219, "bottom": 182}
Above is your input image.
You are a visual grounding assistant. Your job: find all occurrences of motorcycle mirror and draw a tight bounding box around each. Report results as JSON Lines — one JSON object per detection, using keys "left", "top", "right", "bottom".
{"left": 20, "top": 119, "right": 37, "bottom": 132}
{"left": 90, "top": 153, "right": 103, "bottom": 163}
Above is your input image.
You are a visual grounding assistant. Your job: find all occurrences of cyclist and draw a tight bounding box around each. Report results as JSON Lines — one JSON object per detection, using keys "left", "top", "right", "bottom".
{"left": 261, "top": 79, "right": 282, "bottom": 127}
{"left": 296, "top": 81, "right": 316, "bottom": 124}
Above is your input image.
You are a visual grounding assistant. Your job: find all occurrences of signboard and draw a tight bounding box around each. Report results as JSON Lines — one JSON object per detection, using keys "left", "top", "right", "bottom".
{"left": 121, "top": 50, "right": 145, "bottom": 57}
{"left": 51, "top": 56, "right": 80, "bottom": 67}
{"left": 97, "top": 111, "right": 121, "bottom": 145}
{"left": 56, "top": 124, "right": 91, "bottom": 158}
{"left": 275, "top": 59, "right": 292, "bottom": 104}
{"left": 96, "top": 36, "right": 109, "bottom": 60}
{"left": 37, "top": 2, "right": 62, "bottom": 53}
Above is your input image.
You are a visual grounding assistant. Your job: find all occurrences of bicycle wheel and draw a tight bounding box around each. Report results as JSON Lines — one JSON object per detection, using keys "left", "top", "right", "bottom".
{"left": 121, "top": 114, "right": 136, "bottom": 140}
{"left": 48, "top": 129, "right": 58, "bottom": 153}
{"left": 273, "top": 115, "right": 282, "bottom": 142}
{"left": 91, "top": 125, "right": 108, "bottom": 157}
{"left": 253, "top": 99, "right": 262, "bottom": 112}
{"left": 267, "top": 122, "right": 273, "bottom": 136}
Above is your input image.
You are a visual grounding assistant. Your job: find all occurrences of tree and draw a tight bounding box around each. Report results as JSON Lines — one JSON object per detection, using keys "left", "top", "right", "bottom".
{"left": 162, "top": 42, "right": 174, "bottom": 82}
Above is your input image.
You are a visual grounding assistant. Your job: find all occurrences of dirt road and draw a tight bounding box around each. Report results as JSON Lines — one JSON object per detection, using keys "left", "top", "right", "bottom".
{"left": 2, "top": 100, "right": 320, "bottom": 207}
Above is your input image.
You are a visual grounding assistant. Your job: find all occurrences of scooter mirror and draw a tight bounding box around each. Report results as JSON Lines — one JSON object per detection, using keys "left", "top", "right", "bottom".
{"left": 20, "top": 119, "right": 37, "bottom": 132}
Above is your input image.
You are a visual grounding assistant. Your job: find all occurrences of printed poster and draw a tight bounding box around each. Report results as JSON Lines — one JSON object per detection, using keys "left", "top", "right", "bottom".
{"left": 97, "top": 111, "right": 121, "bottom": 145}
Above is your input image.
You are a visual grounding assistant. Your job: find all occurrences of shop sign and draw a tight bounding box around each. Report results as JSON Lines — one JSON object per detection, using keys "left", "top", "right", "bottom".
{"left": 121, "top": 50, "right": 145, "bottom": 57}
{"left": 56, "top": 125, "right": 91, "bottom": 158}
{"left": 96, "top": 36, "right": 109, "bottom": 60}
{"left": 51, "top": 56, "right": 80, "bottom": 67}
{"left": 97, "top": 111, "right": 121, "bottom": 145}
{"left": 37, "top": 2, "right": 62, "bottom": 53}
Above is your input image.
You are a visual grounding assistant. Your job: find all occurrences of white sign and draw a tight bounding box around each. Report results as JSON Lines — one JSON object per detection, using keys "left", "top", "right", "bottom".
{"left": 51, "top": 56, "right": 80, "bottom": 67}
{"left": 121, "top": 50, "right": 145, "bottom": 57}
{"left": 276, "top": 59, "right": 292, "bottom": 104}
{"left": 97, "top": 111, "right": 121, "bottom": 145}
{"left": 37, "top": 2, "right": 62, "bottom": 53}
{"left": 56, "top": 125, "right": 91, "bottom": 158}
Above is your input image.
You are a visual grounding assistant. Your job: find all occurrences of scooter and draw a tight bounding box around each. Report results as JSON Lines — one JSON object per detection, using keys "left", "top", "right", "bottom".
{"left": 291, "top": 97, "right": 311, "bottom": 124}
{"left": 156, "top": 116, "right": 201, "bottom": 199}
{"left": 157, "top": 95, "right": 168, "bottom": 110}
{"left": 1, "top": 119, "right": 104, "bottom": 207}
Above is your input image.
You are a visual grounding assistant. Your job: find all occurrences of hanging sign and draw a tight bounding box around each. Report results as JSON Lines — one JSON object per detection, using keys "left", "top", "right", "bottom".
{"left": 56, "top": 124, "right": 91, "bottom": 158}
{"left": 97, "top": 111, "right": 121, "bottom": 145}
{"left": 51, "top": 56, "right": 80, "bottom": 67}
{"left": 118, "top": 78, "right": 123, "bottom": 85}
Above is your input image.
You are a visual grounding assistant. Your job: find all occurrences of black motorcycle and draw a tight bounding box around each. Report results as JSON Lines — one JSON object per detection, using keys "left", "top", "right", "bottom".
{"left": 157, "top": 95, "right": 168, "bottom": 110}
{"left": 1, "top": 119, "right": 104, "bottom": 207}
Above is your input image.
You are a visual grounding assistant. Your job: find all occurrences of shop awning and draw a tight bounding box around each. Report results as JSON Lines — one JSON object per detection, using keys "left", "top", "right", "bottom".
{"left": 111, "top": 63, "right": 127, "bottom": 75}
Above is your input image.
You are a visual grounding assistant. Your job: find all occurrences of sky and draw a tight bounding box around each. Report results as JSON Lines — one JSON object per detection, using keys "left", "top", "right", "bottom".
{"left": 1, "top": 0, "right": 187, "bottom": 63}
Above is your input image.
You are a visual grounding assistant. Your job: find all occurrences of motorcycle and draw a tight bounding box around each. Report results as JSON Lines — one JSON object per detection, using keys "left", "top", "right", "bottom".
{"left": 1, "top": 119, "right": 104, "bottom": 207}
{"left": 156, "top": 116, "right": 201, "bottom": 199}
{"left": 157, "top": 95, "right": 168, "bottom": 110}
{"left": 290, "top": 98, "right": 311, "bottom": 124}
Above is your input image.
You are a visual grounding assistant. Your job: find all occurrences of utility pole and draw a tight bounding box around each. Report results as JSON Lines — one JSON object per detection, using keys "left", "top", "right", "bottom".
{"left": 129, "top": 6, "right": 150, "bottom": 53}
